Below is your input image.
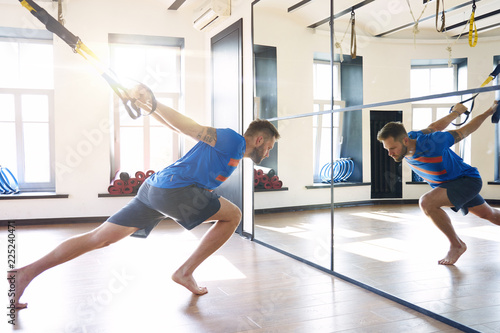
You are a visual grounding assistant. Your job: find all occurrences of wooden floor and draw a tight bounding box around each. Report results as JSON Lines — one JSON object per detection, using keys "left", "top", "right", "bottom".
{"left": 2, "top": 219, "right": 465, "bottom": 333}
{"left": 255, "top": 204, "right": 500, "bottom": 333}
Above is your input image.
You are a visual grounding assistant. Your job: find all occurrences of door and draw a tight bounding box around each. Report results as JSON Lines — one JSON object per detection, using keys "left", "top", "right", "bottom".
{"left": 370, "top": 110, "right": 402, "bottom": 199}
{"left": 211, "top": 19, "right": 244, "bottom": 232}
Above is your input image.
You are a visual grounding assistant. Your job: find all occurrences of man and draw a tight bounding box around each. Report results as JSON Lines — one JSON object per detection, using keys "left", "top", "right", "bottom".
{"left": 10, "top": 86, "right": 280, "bottom": 308}
{"left": 377, "top": 100, "right": 500, "bottom": 265}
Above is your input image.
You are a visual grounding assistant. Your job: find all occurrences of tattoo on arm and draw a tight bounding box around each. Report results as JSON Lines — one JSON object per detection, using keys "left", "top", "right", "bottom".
{"left": 197, "top": 127, "right": 217, "bottom": 145}
{"left": 449, "top": 130, "right": 464, "bottom": 143}
{"left": 421, "top": 128, "right": 435, "bottom": 135}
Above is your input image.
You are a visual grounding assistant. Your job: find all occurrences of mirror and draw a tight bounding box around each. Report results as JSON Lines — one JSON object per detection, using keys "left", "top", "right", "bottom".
{"left": 254, "top": 117, "right": 332, "bottom": 269}
{"left": 253, "top": 0, "right": 500, "bottom": 330}
{"left": 252, "top": 0, "right": 334, "bottom": 270}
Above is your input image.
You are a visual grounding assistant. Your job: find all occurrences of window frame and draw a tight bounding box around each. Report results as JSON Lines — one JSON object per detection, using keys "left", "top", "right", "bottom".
{"left": 410, "top": 103, "right": 466, "bottom": 159}
{"left": 410, "top": 63, "right": 470, "bottom": 164}
{"left": 313, "top": 101, "right": 345, "bottom": 183}
{"left": 410, "top": 64, "right": 459, "bottom": 103}
{"left": 112, "top": 92, "right": 181, "bottom": 173}
{"left": 0, "top": 35, "right": 55, "bottom": 192}
{"left": 313, "top": 59, "right": 341, "bottom": 101}
{"left": 109, "top": 35, "right": 184, "bottom": 175}
{"left": 312, "top": 60, "right": 343, "bottom": 183}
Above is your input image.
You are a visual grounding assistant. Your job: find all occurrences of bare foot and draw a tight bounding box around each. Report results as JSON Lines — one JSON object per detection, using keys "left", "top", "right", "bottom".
{"left": 438, "top": 242, "right": 467, "bottom": 265}
{"left": 7, "top": 270, "right": 28, "bottom": 309}
{"left": 172, "top": 270, "right": 208, "bottom": 295}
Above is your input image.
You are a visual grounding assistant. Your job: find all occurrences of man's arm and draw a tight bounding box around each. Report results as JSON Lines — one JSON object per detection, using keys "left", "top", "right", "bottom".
{"left": 421, "top": 103, "right": 468, "bottom": 134}
{"left": 447, "top": 100, "right": 498, "bottom": 144}
{"left": 131, "top": 86, "right": 217, "bottom": 147}
{"left": 153, "top": 103, "right": 217, "bottom": 147}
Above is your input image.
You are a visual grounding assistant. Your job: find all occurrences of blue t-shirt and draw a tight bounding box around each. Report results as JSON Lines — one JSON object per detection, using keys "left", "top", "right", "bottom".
{"left": 405, "top": 131, "right": 480, "bottom": 188}
{"left": 146, "top": 128, "right": 246, "bottom": 190}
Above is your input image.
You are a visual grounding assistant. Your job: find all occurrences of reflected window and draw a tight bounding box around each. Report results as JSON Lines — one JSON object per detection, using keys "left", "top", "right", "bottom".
{"left": 411, "top": 66, "right": 457, "bottom": 104}
{"left": 313, "top": 60, "right": 340, "bottom": 100}
{"left": 0, "top": 37, "right": 54, "bottom": 191}
{"left": 109, "top": 35, "right": 184, "bottom": 174}
{"left": 410, "top": 62, "right": 469, "bottom": 165}
{"left": 313, "top": 60, "right": 343, "bottom": 182}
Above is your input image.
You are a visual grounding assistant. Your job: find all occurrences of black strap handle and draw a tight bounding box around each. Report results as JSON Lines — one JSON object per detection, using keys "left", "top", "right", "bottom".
{"left": 449, "top": 64, "right": 500, "bottom": 126}
{"left": 102, "top": 73, "right": 157, "bottom": 119}
{"left": 450, "top": 94, "right": 475, "bottom": 126}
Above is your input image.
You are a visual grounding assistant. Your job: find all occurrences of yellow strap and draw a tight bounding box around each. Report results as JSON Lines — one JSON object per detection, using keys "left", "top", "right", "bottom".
{"left": 74, "top": 40, "right": 106, "bottom": 75}
{"left": 468, "top": 11, "right": 477, "bottom": 47}
{"left": 75, "top": 40, "right": 100, "bottom": 61}
{"left": 20, "top": 0, "right": 36, "bottom": 12}
{"left": 480, "top": 76, "right": 493, "bottom": 88}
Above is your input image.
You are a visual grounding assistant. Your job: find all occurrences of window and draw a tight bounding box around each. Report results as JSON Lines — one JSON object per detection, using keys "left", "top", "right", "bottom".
{"left": 410, "top": 63, "right": 469, "bottom": 165}
{"left": 0, "top": 37, "right": 54, "bottom": 191}
{"left": 313, "top": 60, "right": 343, "bottom": 182}
{"left": 109, "top": 35, "right": 184, "bottom": 175}
{"left": 411, "top": 65, "right": 459, "bottom": 104}
{"left": 313, "top": 60, "right": 340, "bottom": 101}
{"left": 313, "top": 102, "right": 344, "bottom": 183}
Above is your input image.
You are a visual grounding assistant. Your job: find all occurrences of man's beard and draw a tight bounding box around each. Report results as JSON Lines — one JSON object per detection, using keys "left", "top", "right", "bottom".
{"left": 393, "top": 145, "right": 407, "bottom": 162}
{"left": 250, "top": 146, "right": 266, "bottom": 164}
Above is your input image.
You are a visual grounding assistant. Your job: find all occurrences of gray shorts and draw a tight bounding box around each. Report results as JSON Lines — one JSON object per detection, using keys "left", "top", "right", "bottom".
{"left": 107, "top": 182, "right": 221, "bottom": 238}
{"left": 439, "top": 176, "right": 485, "bottom": 215}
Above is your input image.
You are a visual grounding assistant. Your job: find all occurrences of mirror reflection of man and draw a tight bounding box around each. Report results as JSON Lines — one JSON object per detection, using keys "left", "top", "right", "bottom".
{"left": 377, "top": 101, "right": 500, "bottom": 265}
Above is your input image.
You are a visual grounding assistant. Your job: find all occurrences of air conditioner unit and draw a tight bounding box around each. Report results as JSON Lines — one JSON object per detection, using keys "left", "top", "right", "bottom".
{"left": 193, "top": 0, "right": 231, "bottom": 31}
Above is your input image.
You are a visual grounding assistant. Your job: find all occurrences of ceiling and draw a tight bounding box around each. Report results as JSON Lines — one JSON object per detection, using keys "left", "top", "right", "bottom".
{"left": 5, "top": 0, "right": 499, "bottom": 40}
{"left": 249, "top": 0, "right": 500, "bottom": 40}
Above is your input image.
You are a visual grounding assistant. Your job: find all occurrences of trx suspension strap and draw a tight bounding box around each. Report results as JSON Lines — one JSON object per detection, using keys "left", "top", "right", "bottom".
{"left": 350, "top": 9, "right": 356, "bottom": 59}
{"left": 435, "top": 0, "right": 445, "bottom": 33}
{"left": 451, "top": 64, "right": 500, "bottom": 126}
{"left": 18, "top": 0, "right": 156, "bottom": 119}
{"left": 469, "top": 0, "right": 478, "bottom": 47}
{"left": 57, "top": 0, "right": 64, "bottom": 25}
